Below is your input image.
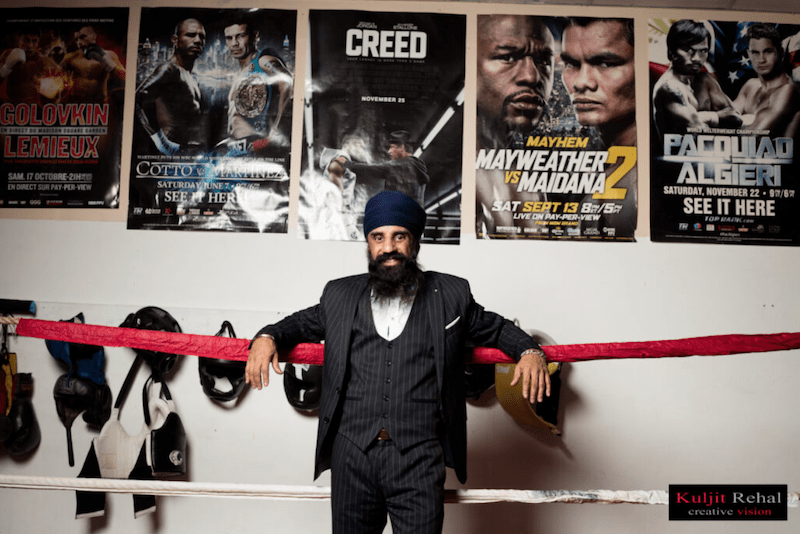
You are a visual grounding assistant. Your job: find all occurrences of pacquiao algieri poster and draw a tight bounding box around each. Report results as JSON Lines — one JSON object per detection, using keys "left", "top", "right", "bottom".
{"left": 0, "top": 8, "right": 128, "bottom": 208}
{"left": 476, "top": 15, "right": 638, "bottom": 241}
{"left": 650, "top": 19, "right": 800, "bottom": 245}
{"left": 128, "top": 7, "right": 296, "bottom": 232}
{"left": 299, "top": 10, "right": 466, "bottom": 243}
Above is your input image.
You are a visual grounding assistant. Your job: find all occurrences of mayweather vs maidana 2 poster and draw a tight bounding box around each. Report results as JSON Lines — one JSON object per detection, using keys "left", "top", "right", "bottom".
{"left": 299, "top": 10, "right": 465, "bottom": 243}
{"left": 0, "top": 8, "right": 127, "bottom": 208}
{"left": 476, "top": 16, "right": 637, "bottom": 241}
{"left": 128, "top": 7, "right": 296, "bottom": 232}
{"left": 650, "top": 19, "right": 800, "bottom": 245}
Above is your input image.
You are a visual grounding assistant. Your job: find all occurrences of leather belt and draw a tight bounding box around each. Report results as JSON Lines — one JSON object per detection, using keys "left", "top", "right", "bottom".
{"left": 376, "top": 428, "right": 391, "bottom": 441}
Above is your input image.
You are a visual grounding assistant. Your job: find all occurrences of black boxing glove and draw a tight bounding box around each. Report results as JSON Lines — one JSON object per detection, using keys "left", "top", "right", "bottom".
{"left": 83, "top": 43, "right": 105, "bottom": 62}
{"left": 83, "top": 43, "right": 115, "bottom": 72}
{"left": 4, "top": 373, "right": 41, "bottom": 456}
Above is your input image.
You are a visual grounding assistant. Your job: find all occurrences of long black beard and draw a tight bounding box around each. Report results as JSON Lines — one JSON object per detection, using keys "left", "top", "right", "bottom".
{"left": 367, "top": 249, "right": 425, "bottom": 302}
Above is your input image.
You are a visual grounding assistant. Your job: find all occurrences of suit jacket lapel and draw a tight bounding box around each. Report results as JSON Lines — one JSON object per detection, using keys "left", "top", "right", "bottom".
{"left": 328, "top": 277, "right": 368, "bottom": 386}
{"left": 425, "top": 273, "right": 446, "bottom": 390}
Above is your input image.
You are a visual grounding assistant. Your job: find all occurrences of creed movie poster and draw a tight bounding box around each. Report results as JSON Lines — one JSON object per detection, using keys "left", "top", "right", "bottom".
{"left": 476, "top": 16, "right": 638, "bottom": 241}
{"left": 650, "top": 19, "right": 800, "bottom": 245}
{"left": 0, "top": 8, "right": 128, "bottom": 209}
{"left": 298, "top": 10, "right": 466, "bottom": 243}
{"left": 127, "top": 7, "right": 296, "bottom": 232}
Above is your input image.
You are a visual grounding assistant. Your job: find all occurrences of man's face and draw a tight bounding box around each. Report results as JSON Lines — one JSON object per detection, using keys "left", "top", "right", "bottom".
{"left": 367, "top": 225, "right": 413, "bottom": 267}
{"left": 174, "top": 19, "right": 206, "bottom": 58}
{"left": 477, "top": 16, "right": 555, "bottom": 132}
{"left": 75, "top": 26, "right": 97, "bottom": 51}
{"left": 748, "top": 37, "right": 780, "bottom": 78}
{"left": 561, "top": 20, "right": 635, "bottom": 131}
{"left": 224, "top": 24, "right": 256, "bottom": 60}
{"left": 18, "top": 33, "right": 40, "bottom": 56}
{"left": 387, "top": 142, "right": 407, "bottom": 161}
{"left": 671, "top": 40, "right": 708, "bottom": 75}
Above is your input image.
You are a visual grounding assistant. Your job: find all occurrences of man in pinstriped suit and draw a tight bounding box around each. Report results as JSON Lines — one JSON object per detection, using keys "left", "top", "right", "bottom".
{"left": 246, "top": 190, "right": 550, "bottom": 533}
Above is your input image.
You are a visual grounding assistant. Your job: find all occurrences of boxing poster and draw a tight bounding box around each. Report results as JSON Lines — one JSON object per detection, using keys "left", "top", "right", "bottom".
{"left": 299, "top": 10, "right": 465, "bottom": 243}
{"left": 650, "top": 19, "right": 800, "bottom": 245}
{"left": 0, "top": 8, "right": 128, "bottom": 208}
{"left": 128, "top": 7, "right": 296, "bottom": 232}
{"left": 476, "top": 16, "right": 637, "bottom": 241}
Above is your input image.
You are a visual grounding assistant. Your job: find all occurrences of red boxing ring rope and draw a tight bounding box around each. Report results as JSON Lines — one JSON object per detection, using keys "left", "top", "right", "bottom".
{"left": 13, "top": 318, "right": 800, "bottom": 364}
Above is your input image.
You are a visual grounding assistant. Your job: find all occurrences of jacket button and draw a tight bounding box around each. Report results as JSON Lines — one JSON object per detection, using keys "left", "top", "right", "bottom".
{"left": 336, "top": 387, "right": 341, "bottom": 395}
{"left": 323, "top": 417, "right": 330, "bottom": 424}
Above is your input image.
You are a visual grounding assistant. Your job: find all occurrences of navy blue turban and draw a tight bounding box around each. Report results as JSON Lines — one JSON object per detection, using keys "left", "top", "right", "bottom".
{"left": 363, "top": 190, "right": 426, "bottom": 241}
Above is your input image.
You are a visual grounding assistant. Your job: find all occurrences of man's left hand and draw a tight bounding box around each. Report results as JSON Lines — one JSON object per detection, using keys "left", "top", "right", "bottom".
{"left": 509, "top": 350, "right": 551, "bottom": 403}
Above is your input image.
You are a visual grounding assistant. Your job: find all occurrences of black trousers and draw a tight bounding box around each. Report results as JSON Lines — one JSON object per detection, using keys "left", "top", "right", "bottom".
{"left": 330, "top": 434, "right": 446, "bottom": 534}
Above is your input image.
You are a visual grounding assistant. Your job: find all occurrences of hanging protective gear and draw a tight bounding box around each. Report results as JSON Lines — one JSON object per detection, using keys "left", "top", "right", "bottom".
{"left": 283, "top": 362, "right": 323, "bottom": 412}
{"left": 463, "top": 363, "right": 496, "bottom": 400}
{"left": 494, "top": 329, "right": 562, "bottom": 435}
{"left": 120, "top": 307, "right": 182, "bottom": 376}
{"left": 76, "top": 354, "right": 186, "bottom": 519}
{"left": 46, "top": 313, "right": 107, "bottom": 386}
{"left": 53, "top": 373, "right": 112, "bottom": 466}
{"left": 198, "top": 321, "right": 246, "bottom": 403}
{"left": 0, "top": 350, "right": 15, "bottom": 442}
{"left": 143, "top": 373, "right": 186, "bottom": 476}
{"left": 4, "top": 373, "right": 41, "bottom": 456}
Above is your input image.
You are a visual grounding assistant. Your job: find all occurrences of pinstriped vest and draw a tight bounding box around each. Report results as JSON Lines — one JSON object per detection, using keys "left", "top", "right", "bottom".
{"left": 337, "top": 290, "right": 440, "bottom": 452}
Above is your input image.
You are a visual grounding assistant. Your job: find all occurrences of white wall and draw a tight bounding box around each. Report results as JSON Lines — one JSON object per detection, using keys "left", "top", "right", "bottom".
{"left": 1, "top": 0, "right": 800, "bottom": 532}
{"left": 1, "top": 220, "right": 798, "bottom": 534}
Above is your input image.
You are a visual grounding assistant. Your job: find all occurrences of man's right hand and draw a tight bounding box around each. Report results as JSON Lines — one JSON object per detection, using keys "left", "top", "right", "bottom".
{"left": 327, "top": 157, "right": 345, "bottom": 177}
{"left": 245, "top": 336, "right": 282, "bottom": 390}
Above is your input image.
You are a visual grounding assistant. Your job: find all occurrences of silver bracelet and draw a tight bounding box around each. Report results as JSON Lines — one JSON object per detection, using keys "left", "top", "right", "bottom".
{"left": 520, "top": 348, "right": 545, "bottom": 360}
{"left": 257, "top": 333, "right": 275, "bottom": 341}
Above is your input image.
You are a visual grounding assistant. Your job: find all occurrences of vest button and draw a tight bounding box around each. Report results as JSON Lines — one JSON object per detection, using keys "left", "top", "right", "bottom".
{"left": 387, "top": 342, "right": 393, "bottom": 349}
{"left": 383, "top": 395, "right": 390, "bottom": 401}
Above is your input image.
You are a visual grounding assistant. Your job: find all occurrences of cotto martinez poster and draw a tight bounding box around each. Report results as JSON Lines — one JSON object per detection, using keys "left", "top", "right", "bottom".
{"left": 127, "top": 7, "right": 296, "bottom": 232}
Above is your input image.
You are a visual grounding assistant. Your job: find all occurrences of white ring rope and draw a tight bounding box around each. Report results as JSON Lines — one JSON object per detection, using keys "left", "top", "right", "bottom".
{"left": 0, "top": 475, "right": 798, "bottom": 506}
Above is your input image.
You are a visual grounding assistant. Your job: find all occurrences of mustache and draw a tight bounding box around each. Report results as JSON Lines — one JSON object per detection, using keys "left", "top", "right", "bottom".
{"left": 374, "top": 251, "right": 407, "bottom": 264}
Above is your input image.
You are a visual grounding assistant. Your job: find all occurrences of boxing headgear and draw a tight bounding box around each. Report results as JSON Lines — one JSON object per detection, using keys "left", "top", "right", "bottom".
{"left": 53, "top": 373, "right": 112, "bottom": 466}
{"left": 198, "top": 321, "right": 246, "bottom": 403}
{"left": 494, "top": 329, "right": 562, "bottom": 435}
{"left": 46, "top": 313, "right": 107, "bottom": 385}
{"left": 283, "top": 363, "right": 323, "bottom": 412}
{"left": 120, "top": 307, "right": 182, "bottom": 376}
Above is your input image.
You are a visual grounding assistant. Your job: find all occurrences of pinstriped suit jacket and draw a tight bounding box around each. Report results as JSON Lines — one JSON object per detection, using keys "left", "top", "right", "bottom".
{"left": 257, "top": 271, "right": 538, "bottom": 484}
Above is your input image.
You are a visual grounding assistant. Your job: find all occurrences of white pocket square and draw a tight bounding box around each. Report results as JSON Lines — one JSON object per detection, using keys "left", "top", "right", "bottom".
{"left": 445, "top": 316, "right": 461, "bottom": 330}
